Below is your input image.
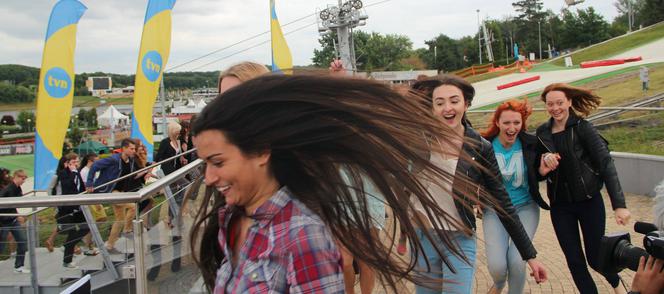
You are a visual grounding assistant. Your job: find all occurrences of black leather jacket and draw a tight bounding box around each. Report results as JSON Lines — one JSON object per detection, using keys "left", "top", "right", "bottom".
{"left": 535, "top": 112, "right": 626, "bottom": 209}
{"left": 451, "top": 125, "right": 537, "bottom": 260}
{"left": 485, "top": 132, "right": 550, "bottom": 210}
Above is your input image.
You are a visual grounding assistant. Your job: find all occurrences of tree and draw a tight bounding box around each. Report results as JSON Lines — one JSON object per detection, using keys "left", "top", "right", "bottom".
{"left": 419, "top": 34, "right": 465, "bottom": 71}
{"left": 0, "top": 82, "right": 35, "bottom": 103}
{"left": 640, "top": 0, "right": 664, "bottom": 26}
{"left": 89, "top": 109, "right": 97, "bottom": 128}
{"left": 67, "top": 126, "right": 82, "bottom": 147}
{"left": 16, "top": 110, "right": 35, "bottom": 133}
{"left": 312, "top": 30, "right": 413, "bottom": 71}
{"left": 312, "top": 32, "right": 340, "bottom": 67}
{"left": 399, "top": 54, "right": 427, "bottom": 70}
{"left": 512, "top": 0, "right": 547, "bottom": 57}
{"left": 360, "top": 32, "right": 413, "bottom": 71}
{"left": 613, "top": 0, "right": 646, "bottom": 30}
{"left": 559, "top": 8, "right": 611, "bottom": 49}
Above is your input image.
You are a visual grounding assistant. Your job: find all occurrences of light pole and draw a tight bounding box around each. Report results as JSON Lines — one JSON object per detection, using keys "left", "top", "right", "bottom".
{"left": 477, "top": 9, "right": 482, "bottom": 64}
{"left": 538, "top": 20, "right": 542, "bottom": 60}
{"left": 628, "top": 0, "right": 633, "bottom": 32}
{"left": 26, "top": 118, "right": 31, "bottom": 132}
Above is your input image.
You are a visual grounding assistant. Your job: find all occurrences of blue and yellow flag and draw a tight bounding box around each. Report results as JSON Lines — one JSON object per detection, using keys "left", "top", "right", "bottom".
{"left": 131, "top": 0, "right": 176, "bottom": 162}
{"left": 270, "top": 0, "right": 293, "bottom": 74}
{"left": 34, "top": 0, "right": 87, "bottom": 190}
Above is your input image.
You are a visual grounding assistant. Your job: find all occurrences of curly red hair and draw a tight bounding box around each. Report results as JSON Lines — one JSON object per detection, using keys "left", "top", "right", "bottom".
{"left": 481, "top": 99, "right": 532, "bottom": 139}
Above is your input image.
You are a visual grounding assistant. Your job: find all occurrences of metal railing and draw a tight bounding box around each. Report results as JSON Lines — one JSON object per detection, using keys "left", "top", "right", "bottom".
{"left": 0, "top": 150, "right": 204, "bottom": 294}
{"left": 467, "top": 106, "right": 664, "bottom": 114}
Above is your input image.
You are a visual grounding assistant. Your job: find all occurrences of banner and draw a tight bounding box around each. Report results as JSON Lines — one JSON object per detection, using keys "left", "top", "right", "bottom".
{"left": 270, "top": 0, "right": 293, "bottom": 74}
{"left": 34, "top": 0, "right": 87, "bottom": 190}
{"left": 131, "top": 0, "right": 176, "bottom": 162}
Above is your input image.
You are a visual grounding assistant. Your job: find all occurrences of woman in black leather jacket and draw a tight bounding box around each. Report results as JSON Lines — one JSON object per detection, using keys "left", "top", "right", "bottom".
{"left": 536, "top": 83, "right": 630, "bottom": 294}
{"left": 409, "top": 76, "right": 547, "bottom": 293}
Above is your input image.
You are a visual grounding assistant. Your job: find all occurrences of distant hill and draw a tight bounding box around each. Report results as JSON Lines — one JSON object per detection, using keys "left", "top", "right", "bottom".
{"left": 0, "top": 64, "right": 221, "bottom": 91}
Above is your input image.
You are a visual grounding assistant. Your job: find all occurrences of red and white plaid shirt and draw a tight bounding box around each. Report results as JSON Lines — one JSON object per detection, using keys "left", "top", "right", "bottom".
{"left": 214, "top": 187, "right": 344, "bottom": 293}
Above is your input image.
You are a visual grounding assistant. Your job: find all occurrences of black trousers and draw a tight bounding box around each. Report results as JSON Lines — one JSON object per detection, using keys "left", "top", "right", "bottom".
{"left": 551, "top": 194, "right": 620, "bottom": 293}
{"left": 58, "top": 212, "right": 90, "bottom": 264}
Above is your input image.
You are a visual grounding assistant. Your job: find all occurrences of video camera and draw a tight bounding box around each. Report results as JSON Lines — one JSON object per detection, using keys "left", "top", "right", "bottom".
{"left": 598, "top": 221, "right": 664, "bottom": 274}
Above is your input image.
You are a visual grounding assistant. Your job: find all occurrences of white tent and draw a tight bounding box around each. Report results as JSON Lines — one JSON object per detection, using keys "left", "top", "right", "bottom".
{"left": 97, "top": 104, "right": 129, "bottom": 127}
{"left": 171, "top": 99, "right": 207, "bottom": 114}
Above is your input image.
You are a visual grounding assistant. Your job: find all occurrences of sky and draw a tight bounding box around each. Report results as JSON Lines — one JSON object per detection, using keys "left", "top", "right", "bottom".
{"left": 0, "top": 0, "right": 620, "bottom": 74}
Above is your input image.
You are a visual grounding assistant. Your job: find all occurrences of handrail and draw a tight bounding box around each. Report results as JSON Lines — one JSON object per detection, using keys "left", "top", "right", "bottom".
{"left": 468, "top": 106, "right": 664, "bottom": 114}
{"left": 137, "top": 158, "right": 204, "bottom": 200}
{"left": 0, "top": 158, "right": 204, "bottom": 209}
{"left": 87, "top": 147, "right": 198, "bottom": 193}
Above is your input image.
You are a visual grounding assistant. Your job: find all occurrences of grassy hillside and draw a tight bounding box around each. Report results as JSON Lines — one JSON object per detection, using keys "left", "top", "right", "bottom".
{"left": 551, "top": 22, "right": 664, "bottom": 67}
{"left": 468, "top": 63, "right": 664, "bottom": 156}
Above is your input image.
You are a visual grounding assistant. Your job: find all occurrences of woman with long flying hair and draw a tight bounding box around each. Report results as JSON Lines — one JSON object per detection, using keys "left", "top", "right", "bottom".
{"left": 537, "top": 83, "right": 630, "bottom": 294}
{"left": 408, "top": 75, "right": 547, "bottom": 293}
{"left": 190, "top": 74, "right": 486, "bottom": 293}
{"left": 481, "top": 99, "right": 550, "bottom": 294}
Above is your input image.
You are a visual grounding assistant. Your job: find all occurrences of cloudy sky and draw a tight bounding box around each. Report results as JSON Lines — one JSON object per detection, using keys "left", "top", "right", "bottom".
{"left": 0, "top": 0, "right": 619, "bottom": 74}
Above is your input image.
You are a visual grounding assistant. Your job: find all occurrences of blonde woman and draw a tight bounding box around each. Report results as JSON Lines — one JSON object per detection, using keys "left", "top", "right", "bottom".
{"left": 217, "top": 61, "right": 269, "bottom": 94}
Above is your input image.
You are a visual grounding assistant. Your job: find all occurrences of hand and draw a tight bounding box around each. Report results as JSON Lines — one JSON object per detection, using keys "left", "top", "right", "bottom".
{"left": 632, "top": 256, "right": 664, "bottom": 294}
{"left": 329, "top": 58, "right": 345, "bottom": 76}
{"left": 614, "top": 208, "right": 631, "bottom": 226}
{"left": 473, "top": 205, "right": 483, "bottom": 219}
{"left": 86, "top": 187, "right": 94, "bottom": 193}
{"left": 527, "top": 258, "right": 548, "bottom": 284}
{"left": 538, "top": 153, "right": 560, "bottom": 176}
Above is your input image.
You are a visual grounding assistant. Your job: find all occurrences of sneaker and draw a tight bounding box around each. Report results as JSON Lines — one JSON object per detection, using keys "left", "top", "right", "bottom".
{"left": 83, "top": 249, "right": 99, "bottom": 256}
{"left": 105, "top": 247, "right": 122, "bottom": 255}
{"left": 63, "top": 262, "right": 78, "bottom": 269}
{"left": 14, "top": 266, "right": 30, "bottom": 274}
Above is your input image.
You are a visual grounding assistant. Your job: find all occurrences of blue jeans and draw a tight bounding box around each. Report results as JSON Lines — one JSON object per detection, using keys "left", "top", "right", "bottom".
{"left": 0, "top": 219, "right": 27, "bottom": 268}
{"left": 482, "top": 201, "right": 539, "bottom": 294}
{"left": 415, "top": 229, "right": 476, "bottom": 294}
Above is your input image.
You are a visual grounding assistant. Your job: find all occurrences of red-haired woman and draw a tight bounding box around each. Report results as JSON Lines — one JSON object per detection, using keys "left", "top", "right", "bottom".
{"left": 481, "top": 99, "right": 550, "bottom": 294}
{"left": 537, "top": 83, "right": 630, "bottom": 294}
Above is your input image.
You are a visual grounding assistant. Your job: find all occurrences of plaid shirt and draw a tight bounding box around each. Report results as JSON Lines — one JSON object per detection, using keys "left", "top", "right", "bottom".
{"left": 214, "top": 187, "right": 344, "bottom": 294}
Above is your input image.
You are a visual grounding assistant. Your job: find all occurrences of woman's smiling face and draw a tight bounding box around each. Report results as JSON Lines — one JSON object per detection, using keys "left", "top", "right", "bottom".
{"left": 432, "top": 84, "right": 468, "bottom": 131}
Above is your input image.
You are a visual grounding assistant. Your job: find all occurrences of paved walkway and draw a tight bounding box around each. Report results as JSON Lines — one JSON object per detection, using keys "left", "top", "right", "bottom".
{"left": 155, "top": 191, "right": 656, "bottom": 293}
{"left": 472, "top": 191, "right": 651, "bottom": 293}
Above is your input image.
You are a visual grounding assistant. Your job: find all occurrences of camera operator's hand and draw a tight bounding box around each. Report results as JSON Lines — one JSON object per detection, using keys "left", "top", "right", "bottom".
{"left": 632, "top": 256, "right": 664, "bottom": 294}
{"left": 614, "top": 208, "right": 631, "bottom": 226}
{"left": 527, "top": 258, "right": 548, "bottom": 284}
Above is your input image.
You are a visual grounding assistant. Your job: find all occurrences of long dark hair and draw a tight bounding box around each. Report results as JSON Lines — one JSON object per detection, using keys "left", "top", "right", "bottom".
{"left": 190, "top": 74, "right": 475, "bottom": 291}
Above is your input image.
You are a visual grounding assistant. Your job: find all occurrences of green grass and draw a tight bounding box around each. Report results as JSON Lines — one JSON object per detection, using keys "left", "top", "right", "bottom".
{"left": 0, "top": 154, "right": 34, "bottom": 176}
{"left": 598, "top": 112, "right": 664, "bottom": 156}
{"left": 0, "top": 96, "right": 133, "bottom": 111}
{"left": 551, "top": 22, "right": 664, "bottom": 67}
{"left": 529, "top": 63, "right": 578, "bottom": 73}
